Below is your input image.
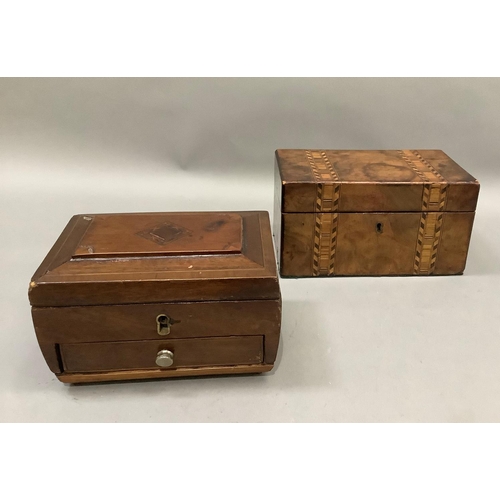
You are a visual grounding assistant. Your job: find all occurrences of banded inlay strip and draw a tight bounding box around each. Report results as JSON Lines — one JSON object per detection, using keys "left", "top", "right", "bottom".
{"left": 399, "top": 150, "right": 429, "bottom": 182}
{"left": 312, "top": 213, "right": 339, "bottom": 276}
{"left": 422, "top": 183, "right": 448, "bottom": 212}
{"left": 414, "top": 212, "right": 444, "bottom": 275}
{"left": 410, "top": 150, "right": 446, "bottom": 182}
{"left": 306, "top": 150, "right": 341, "bottom": 212}
{"left": 399, "top": 150, "right": 448, "bottom": 211}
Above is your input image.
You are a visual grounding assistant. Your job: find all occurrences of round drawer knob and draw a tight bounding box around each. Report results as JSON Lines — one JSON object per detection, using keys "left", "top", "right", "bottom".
{"left": 156, "top": 349, "right": 174, "bottom": 368}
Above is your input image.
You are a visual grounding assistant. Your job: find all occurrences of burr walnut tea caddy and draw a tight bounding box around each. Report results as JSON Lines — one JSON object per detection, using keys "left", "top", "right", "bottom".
{"left": 29, "top": 211, "right": 281, "bottom": 383}
{"left": 274, "top": 149, "right": 479, "bottom": 277}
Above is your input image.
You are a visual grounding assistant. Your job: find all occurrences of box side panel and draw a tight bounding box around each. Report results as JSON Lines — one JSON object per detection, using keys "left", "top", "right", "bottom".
{"left": 31, "top": 309, "right": 62, "bottom": 374}
{"left": 273, "top": 158, "right": 283, "bottom": 269}
{"left": 446, "top": 183, "right": 480, "bottom": 212}
{"left": 280, "top": 213, "right": 316, "bottom": 277}
{"left": 434, "top": 212, "right": 475, "bottom": 275}
{"left": 38, "top": 342, "right": 62, "bottom": 374}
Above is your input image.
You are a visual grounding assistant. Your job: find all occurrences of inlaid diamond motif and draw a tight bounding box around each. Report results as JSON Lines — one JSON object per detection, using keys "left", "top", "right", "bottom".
{"left": 136, "top": 221, "right": 192, "bottom": 245}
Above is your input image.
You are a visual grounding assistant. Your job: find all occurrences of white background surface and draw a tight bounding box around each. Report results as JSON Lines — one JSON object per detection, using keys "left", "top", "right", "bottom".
{"left": 1, "top": 78, "right": 499, "bottom": 422}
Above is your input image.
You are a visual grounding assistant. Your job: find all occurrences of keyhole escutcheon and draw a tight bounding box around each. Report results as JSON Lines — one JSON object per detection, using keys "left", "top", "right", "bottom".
{"left": 156, "top": 314, "right": 172, "bottom": 336}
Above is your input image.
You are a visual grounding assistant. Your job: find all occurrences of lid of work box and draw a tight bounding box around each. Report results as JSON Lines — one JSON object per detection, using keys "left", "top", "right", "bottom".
{"left": 29, "top": 211, "right": 280, "bottom": 307}
{"left": 276, "top": 149, "right": 479, "bottom": 213}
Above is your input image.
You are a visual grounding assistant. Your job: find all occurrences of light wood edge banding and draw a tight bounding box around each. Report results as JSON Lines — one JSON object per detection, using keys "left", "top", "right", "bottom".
{"left": 57, "top": 364, "right": 273, "bottom": 383}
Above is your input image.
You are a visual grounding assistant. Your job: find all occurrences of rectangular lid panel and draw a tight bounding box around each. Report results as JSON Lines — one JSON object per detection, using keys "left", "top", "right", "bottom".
{"left": 73, "top": 213, "right": 243, "bottom": 258}
{"left": 276, "top": 149, "right": 479, "bottom": 213}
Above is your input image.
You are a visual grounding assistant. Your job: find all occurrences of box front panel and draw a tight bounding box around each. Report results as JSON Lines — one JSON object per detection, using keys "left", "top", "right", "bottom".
{"left": 280, "top": 211, "right": 475, "bottom": 277}
{"left": 335, "top": 213, "right": 421, "bottom": 275}
{"left": 32, "top": 299, "right": 281, "bottom": 374}
{"left": 32, "top": 300, "right": 281, "bottom": 344}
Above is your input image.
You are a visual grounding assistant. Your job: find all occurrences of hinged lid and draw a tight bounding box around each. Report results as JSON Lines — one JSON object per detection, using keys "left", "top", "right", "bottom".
{"left": 29, "top": 211, "right": 279, "bottom": 307}
{"left": 276, "top": 149, "right": 479, "bottom": 213}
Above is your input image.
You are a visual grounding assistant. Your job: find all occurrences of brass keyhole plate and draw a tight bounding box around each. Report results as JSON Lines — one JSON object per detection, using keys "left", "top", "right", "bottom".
{"left": 156, "top": 314, "right": 172, "bottom": 335}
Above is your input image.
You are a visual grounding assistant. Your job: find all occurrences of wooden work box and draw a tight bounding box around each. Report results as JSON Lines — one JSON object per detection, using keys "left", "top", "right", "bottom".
{"left": 28, "top": 211, "right": 281, "bottom": 383}
{"left": 274, "top": 150, "right": 479, "bottom": 277}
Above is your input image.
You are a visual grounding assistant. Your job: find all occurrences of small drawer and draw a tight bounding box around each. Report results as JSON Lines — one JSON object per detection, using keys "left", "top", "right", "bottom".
{"left": 60, "top": 336, "right": 264, "bottom": 373}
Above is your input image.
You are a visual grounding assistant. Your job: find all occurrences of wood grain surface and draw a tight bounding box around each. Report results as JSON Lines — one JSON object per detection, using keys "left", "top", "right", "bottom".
{"left": 32, "top": 300, "right": 281, "bottom": 344}
{"left": 29, "top": 211, "right": 280, "bottom": 306}
{"left": 274, "top": 149, "right": 479, "bottom": 277}
{"left": 29, "top": 211, "right": 281, "bottom": 382}
{"left": 280, "top": 211, "right": 475, "bottom": 277}
{"left": 275, "top": 149, "right": 479, "bottom": 213}
{"left": 73, "top": 212, "right": 243, "bottom": 257}
{"left": 61, "top": 336, "right": 264, "bottom": 373}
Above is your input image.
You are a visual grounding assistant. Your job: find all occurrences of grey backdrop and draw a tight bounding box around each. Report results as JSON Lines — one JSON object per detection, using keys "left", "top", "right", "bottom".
{"left": 1, "top": 78, "right": 499, "bottom": 422}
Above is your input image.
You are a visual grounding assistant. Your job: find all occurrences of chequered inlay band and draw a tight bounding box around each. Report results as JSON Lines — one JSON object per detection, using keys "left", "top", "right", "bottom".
{"left": 399, "top": 150, "right": 429, "bottom": 182}
{"left": 306, "top": 150, "right": 341, "bottom": 212}
{"left": 312, "top": 213, "right": 339, "bottom": 276}
{"left": 399, "top": 150, "right": 448, "bottom": 212}
{"left": 306, "top": 151, "right": 340, "bottom": 275}
{"left": 414, "top": 212, "right": 444, "bottom": 275}
{"left": 409, "top": 150, "right": 446, "bottom": 182}
{"left": 422, "top": 183, "right": 448, "bottom": 212}
{"left": 399, "top": 150, "right": 448, "bottom": 274}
